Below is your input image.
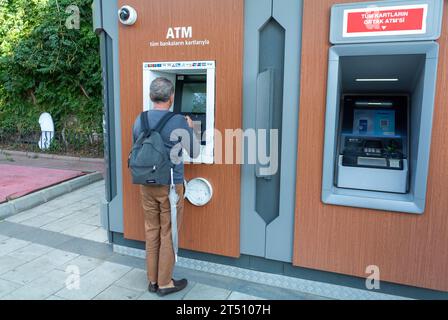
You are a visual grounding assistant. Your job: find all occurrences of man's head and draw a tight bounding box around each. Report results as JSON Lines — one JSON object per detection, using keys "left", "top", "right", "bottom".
{"left": 150, "top": 77, "right": 175, "bottom": 109}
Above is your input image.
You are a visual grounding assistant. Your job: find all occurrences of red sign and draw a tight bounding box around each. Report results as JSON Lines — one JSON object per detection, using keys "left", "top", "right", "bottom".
{"left": 343, "top": 4, "right": 428, "bottom": 37}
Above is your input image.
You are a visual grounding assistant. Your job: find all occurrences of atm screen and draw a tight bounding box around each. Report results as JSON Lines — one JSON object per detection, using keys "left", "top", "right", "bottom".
{"left": 180, "top": 83, "right": 207, "bottom": 114}
{"left": 340, "top": 95, "right": 408, "bottom": 139}
{"left": 338, "top": 95, "right": 409, "bottom": 170}
{"left": 353, "top": 109, "right": 396, "bottom": 137}
{"left": 174, "top": 75, "right": 207, "bottom": 114}
{"left": 174, "top": 75, "right": 207, "bottom": 145}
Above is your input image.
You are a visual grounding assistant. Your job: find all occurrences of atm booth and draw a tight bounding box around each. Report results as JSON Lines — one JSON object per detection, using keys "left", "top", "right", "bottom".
{"left": 93, "top": 0, "right": 448, "bottom": 298}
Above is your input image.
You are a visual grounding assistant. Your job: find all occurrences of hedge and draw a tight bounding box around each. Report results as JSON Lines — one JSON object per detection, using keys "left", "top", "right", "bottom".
{"left": 0, "top": 0, "right": 102, "bottom": 134}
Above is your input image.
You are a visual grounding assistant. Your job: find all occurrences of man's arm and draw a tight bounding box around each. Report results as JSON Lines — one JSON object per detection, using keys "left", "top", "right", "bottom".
{"left": 188, "top": 127, "right": 201, "bottom": 159}
{"left": 172, "top": 115, "right": 201, "bottom": 159}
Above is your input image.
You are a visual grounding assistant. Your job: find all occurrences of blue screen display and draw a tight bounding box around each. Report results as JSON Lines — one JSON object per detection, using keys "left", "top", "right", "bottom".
{"left": 353, "top": 109, "right": 396, "bottom": 137}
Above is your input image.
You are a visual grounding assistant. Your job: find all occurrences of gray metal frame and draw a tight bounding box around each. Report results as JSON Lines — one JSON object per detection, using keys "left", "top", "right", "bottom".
{"left": 93, "top": 0, "right": 124, "bottom": 233}
{"left": 322, "top": 41, "right": 439, "bottom": 214}
{"left": 241, "top": 0, "right": 303, "bottom": 262}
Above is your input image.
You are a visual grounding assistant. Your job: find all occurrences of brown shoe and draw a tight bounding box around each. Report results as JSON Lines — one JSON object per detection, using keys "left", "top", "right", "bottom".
{"left": 157, "top": 279, "right": 188, "bottom": 297}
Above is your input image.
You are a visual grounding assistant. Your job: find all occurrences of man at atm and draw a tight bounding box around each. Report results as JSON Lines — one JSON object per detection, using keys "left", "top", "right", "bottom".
{"left": 132, "top": 77, "right": 200, "bottom": 296}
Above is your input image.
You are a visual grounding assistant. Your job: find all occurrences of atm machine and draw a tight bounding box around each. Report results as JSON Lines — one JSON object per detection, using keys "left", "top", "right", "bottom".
{"left": 142, "top": 61, "right": 216, "bottom": 164}
{"left": 321, "top": 0, "right": 442, "bottom": 214}
{"left": 336, "top": 94, "right": 409, "bottom": 193}
{"left": 173, "top": 74, "right": 207, "bottom": 142}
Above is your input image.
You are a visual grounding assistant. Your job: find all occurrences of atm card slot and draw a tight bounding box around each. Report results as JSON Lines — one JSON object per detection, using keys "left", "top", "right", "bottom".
{"left": 357, "top": 157, "right": 388, "bottom": 167}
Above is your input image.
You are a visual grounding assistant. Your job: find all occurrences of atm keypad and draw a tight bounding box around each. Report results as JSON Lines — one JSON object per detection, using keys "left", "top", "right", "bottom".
{"left": 342, "top": 137, "right": 405, "bottom": 170}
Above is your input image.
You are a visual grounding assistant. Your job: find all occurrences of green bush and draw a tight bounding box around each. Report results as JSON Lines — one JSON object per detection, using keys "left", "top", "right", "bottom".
{"left": 0, "top": 0, "right": 102, "bottom": 134}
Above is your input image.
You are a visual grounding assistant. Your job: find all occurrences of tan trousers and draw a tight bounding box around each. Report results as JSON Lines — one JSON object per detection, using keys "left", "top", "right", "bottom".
{"left": 140, "top": 184, "right": 184, "bottom": 287}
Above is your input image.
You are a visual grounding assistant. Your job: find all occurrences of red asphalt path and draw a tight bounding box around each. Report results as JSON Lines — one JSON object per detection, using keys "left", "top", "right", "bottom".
{"left": 0, "top": 164, "right": 85, "bottom": 203}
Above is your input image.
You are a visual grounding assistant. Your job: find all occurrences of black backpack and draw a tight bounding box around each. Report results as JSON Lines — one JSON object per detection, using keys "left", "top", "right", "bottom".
{"left": 128, "top": 111, "right": 176, "bottom": 185}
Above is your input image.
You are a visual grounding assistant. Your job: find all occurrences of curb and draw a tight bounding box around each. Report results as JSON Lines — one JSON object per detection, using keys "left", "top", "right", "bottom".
{"left": 0, "top": 172, "right": 104, "bottom": 220}
{"left": 0, "top": 149, "right": 104, "bottom": 163}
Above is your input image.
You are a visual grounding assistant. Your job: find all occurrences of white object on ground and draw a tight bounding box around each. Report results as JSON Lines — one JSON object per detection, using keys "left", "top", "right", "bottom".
{"left": 38, "top": 112, "right": 55, "bottom": 150}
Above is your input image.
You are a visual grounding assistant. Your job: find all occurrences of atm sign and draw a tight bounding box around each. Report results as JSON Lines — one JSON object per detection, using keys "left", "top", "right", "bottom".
{"left": 343, "top": 4, "right": 428, "bottom": 37}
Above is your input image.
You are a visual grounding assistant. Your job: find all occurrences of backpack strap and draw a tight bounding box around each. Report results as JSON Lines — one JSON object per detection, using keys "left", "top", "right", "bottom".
{"left": 154, "top": 112, "right": 176, "bottom": 133}
{"left": 140, "top": 111, "right": 150, "bottom": 134}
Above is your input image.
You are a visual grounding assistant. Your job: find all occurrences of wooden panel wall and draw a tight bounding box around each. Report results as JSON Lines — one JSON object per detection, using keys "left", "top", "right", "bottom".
{"left": 118, "top": 0, "right": 243, "bottom": 257}
{"left": 294, "top": 0, "right": 448, "bottom": 291}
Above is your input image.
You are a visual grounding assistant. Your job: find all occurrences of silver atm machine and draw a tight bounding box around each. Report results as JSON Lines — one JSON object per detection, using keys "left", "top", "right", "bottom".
{"left": 142, "top": 61, "right": 216, "bottom": 164}
{"left": 322, "top": 0, "right": 443, "bottom": 214}
{"left": 336, "top": 94, "right": 409, "bottom": 193}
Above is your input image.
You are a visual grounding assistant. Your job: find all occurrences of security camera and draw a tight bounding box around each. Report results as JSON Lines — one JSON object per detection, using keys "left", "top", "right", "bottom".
{"left": 118, "top": 5, "right": 137, "bottom": 26}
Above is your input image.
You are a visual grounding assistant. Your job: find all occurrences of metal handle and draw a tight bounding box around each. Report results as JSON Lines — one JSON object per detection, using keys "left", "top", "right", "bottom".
{"left": 255, "top": 68, "right": 275, "bottom": 179}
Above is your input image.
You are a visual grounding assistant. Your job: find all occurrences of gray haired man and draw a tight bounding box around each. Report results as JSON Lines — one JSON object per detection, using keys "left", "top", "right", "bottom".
{"left": 132, "top": 77, "right": 200, "bottom": 296}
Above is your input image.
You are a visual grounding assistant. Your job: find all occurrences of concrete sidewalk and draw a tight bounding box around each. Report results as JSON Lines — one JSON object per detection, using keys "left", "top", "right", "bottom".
{"left": 0, "top": 181, "right": 324, "bottom": 300}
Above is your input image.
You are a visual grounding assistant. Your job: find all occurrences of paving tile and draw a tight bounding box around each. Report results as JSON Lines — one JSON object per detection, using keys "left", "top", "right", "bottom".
{"left": 114, "top": 268, "right": 148, "bottom": 292}
{"left": 5, "top": 210, "right": 45, "bottom": 224}
{"left": 82, "top": 215, "right": 102, "bottom": 227}
{"left": 79, "top": 196, "right": 102, "bottom": 206}
{"left": 44, "top": 249, "right": 80, "bottom": 266}
{"left": 173, "top": 266, "right": 240, "bottom": 292}
{"left": 75, "top": 206, "right": 101, "bottom": 218}
{"left": 20, "top": 214, "right": 60, "bottom": 228}
{"left": 0, "top": 222, "right": 27, "bottom": 237}
{"left": 1, "top": 269, "right": 67, "bottom": 300}
{"left": 7, "top": 243, "right": 53, "bottom": 262}
{"left": 106, "top": 254, "right": 146, "bottom": 270}
{"left": 75, "top": 211, "right": 100, "bottom": 223}
{"left": 53, "top": 193, "right": 96, "bottom": 206}
{"left": 47, "top": 201, "right": 93, "bottom": 213}
{"left": 0, "top": 255, "right": 28, "bottom": 275}
{"left": 183, "top": 283, "right": 231, "bottom": 300}
{"left": 0, "top": 250, "right": 78, "bottom": 285}
{"left": 40, "top": 215, "right": 84, "bottom": 233}
{"left": 234, "top": 282, "right": 319, "bottom": 301}
{"left": 81, "top": 227, "right": 108, "bottom": 243}
{"left": 7, "top": 224, "right": 73, "bottom": 248}
{"left": 0, "top": 237, "right": 30, "bottom": 256}
{"left": 57, "top": 255, "right": 104, "bottom": 275}
{"left": 35, "top": 202, "right": 64, "bottom": 211}
{"left": 1, "top": 262, "right": 53, "bottom": 285}
{"left": 94, "top": 285, "right": 143, "bottom": 300}
{"left": 227, "top": 292, "right": 266, "bottom": 300}
{"left": 46, "top": 195, "right": 83, "bottom": 207}
{"left": 61, "top": 224, "right": 99, "bottom": 238}
{"left": 55, "top": 261, "right": 131, "bottom": 300}
{"left": 45, "top": 208, "right": 81, "bottom": 219}
{"left": 43, "top": 210, "right": 98, "bottom": 233}
{"left": 0, "top": 278, "right": 23, "bottom": 298}
{"left": 56, "top": 237, "right": 113, "bottom": 260}
{"left": 138, "top": 281, "right": 197, "bottom": 301}
{"left": 14, "top": 204, "right": 60, "bottom": 218}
